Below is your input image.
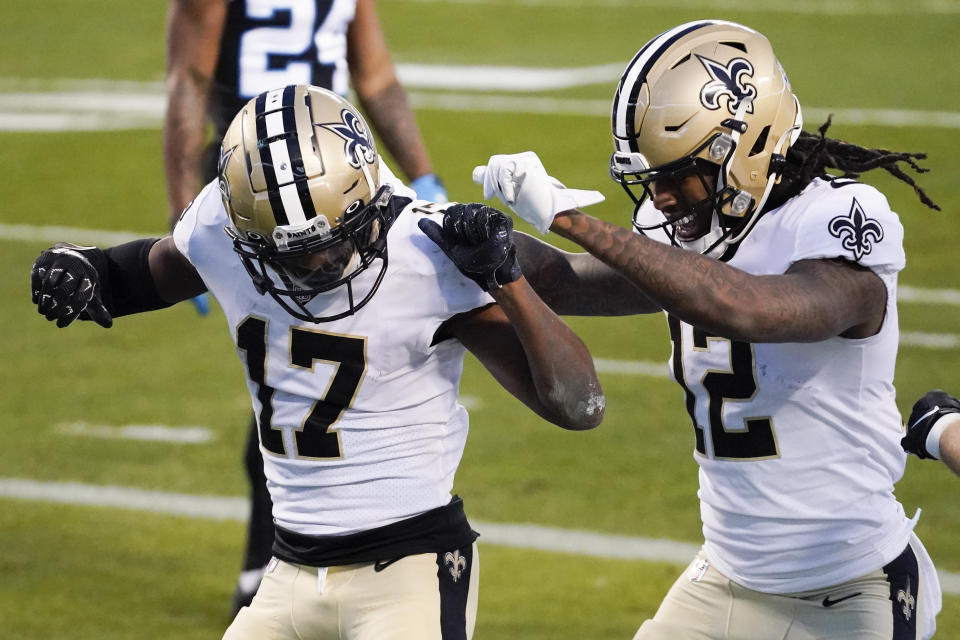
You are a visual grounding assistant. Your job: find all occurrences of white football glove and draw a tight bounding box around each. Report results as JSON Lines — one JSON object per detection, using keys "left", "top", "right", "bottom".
{"left": 471, "top": 151, "right": 604, "bottom": 234}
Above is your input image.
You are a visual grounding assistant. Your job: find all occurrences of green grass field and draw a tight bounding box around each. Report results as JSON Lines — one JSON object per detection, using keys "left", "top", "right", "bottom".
{"left": 1, "top": 1, "right": 958, "bottom": 637}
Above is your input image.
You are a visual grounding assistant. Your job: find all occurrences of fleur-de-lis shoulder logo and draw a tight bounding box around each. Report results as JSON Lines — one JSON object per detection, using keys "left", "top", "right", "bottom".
{"left": 320, "top": 109, "right": 376, "bottom": 169}
{"left": 443, "top": 549, "right": 467, "bottom": 583}
{"left": 896, "top": 576, "right": 916, "bottom": 621}
{"left": 696, "top": 55, "right": 757, "bottom": 115}
{"left": 828, "top": 198, "right": 885, "bottom": 261}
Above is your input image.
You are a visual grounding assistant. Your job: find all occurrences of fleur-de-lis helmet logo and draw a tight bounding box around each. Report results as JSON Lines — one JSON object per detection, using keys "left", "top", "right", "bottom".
{"left": 320, "top": 109, "right": 376, "bottom": 169}
{"left": 443, "top": 549, "right": 468, "bottom": 582}
{"left": 828, "top": 198, "right": 885, "bottom": 261}
{"left": 217, "top": 144, "right": 235, "bottom": 205}
{"left": 697, "top": 55, "right": 757, "bottom": 115}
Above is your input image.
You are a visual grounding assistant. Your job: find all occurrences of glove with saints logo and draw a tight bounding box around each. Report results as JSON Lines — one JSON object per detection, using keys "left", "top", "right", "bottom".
{"left": 418, "top": 203, "right": 522, "bottom": 291}
{"left": 902, "top": 389, "right": 960, "bottom": 460}
{"left": 31, "top": 243, "right": 113, "bottom": 328}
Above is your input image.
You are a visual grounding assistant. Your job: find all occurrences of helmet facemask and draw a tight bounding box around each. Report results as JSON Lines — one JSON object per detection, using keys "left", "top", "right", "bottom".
{"left": 612, "top": 134, "right": 750, "bottom": 257}
{"left": 226, "top": 184, "right": 395, "bottom": 323}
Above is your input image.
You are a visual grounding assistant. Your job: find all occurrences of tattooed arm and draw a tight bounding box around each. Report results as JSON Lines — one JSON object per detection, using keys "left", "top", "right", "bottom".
{"left": 514, "top": 232, "right": 661, "bottom": 316}
{"left": 546, "top": 209, "right": 887, "bottom": 343}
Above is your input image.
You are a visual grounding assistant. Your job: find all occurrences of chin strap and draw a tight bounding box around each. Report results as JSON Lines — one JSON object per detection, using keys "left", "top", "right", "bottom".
{"left": 680, "top": 100, "right": 752, "bottom": 257}
{"left": 714, "top": 100, "right": 751, "bottom": 202}
{"left": 679, "top": 214, "right": 728, "bottom": 257}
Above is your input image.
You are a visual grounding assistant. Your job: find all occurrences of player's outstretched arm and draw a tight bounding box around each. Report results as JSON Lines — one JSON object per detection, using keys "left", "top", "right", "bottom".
{"left": 472, "top": 153, "right": 885, "bottom": 341}
{"left": 513, "top": 232, "right": 661, "bottom": 316}
{"left": 31, "top": 236, "right": 206, "bottom": 328}
{"left": 548, "top": 209, "right": 886, "bottom": 343}
{"left": 419, "top": 204, "right": 604, "bottom": 430}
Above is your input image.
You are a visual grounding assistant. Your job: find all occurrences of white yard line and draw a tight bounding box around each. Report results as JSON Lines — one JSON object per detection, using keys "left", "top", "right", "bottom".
{"left": 594, "top": 358, "right": 669, "bottom": 377}
{"left": 400, "top": 63, "right": 626, "bottom": 91}
{"left": 2, "top": 76, "right": 960, "bottom": 130}
{"left": 409, "top": 93, "right": 960, "bottom": 130}
{"left": 900, "top": 286, "right": 960, "bottom": 306}
{"left": 55, "top": 422, "right": 213, "bottom": 444}
{"left": 1, "top": 477, "right": 957, "bottom": 595}
{"left": 900, "top": 332, "right": 960, "bottom": 350}
{"left": 0, "top": 222, "right": 143, "bottom": 246}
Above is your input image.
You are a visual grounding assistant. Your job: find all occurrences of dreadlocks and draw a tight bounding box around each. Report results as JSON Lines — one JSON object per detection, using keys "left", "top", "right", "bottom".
{"left": 781, "top": 116, "right": 940, "bottom": 211}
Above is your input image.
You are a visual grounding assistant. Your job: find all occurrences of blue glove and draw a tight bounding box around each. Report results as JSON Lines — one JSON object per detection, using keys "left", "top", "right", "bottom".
{"left": 409, "top": 173, "right": 448, "bottom": 203}
{"left": 189, "top": 292, "right": 210, "bottom": 316}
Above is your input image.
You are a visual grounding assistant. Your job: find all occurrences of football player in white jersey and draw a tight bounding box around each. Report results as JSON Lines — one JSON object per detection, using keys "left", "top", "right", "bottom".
{"left": 472, "top": 20, "right": 943, "bottom": 640}
{"left": 30, "top": 85, "right": 604, "bottom": 640}
{"left": 164, "top": 0, "right": 447, "bottom": 611}
{"left": 903, "top": 390, "right": 960, "bottom": 478}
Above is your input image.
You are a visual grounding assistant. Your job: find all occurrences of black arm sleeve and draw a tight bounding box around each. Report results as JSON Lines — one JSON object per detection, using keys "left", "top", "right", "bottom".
{"left": 97, "top": 239, "right": 175, "bottom": 318}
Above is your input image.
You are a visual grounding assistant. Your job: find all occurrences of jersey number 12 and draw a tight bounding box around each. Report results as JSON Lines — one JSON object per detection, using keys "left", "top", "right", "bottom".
{"left": 668, "top": 315, "right": 779, "bottom": 461}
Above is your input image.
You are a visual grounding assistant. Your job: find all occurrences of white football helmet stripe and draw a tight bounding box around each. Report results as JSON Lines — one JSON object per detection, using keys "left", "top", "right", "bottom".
{"left": 612, "top": 21, "right": 719, "bottom": 147}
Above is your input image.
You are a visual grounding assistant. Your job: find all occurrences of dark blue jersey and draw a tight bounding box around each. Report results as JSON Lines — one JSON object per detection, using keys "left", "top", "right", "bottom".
{"left": 206, "top": 0, "right": 355, "bottom": 176}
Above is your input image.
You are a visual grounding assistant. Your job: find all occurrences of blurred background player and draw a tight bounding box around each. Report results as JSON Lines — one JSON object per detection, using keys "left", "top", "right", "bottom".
{"left": 903, "top": 390, "right": 960, "bottom": 478}
{"left": 32, "top": 85, "right": 603, "bottom": 639}
{"left": 474, "top": 20, "right": 943, "bottom": 640}
{"left": 162, "top": 0, "right": 446, "bottom": 611}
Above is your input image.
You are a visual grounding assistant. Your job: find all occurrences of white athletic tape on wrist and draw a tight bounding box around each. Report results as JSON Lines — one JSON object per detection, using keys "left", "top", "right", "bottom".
{"left": 927, "top": 413, "right": 960, "bottom": 460}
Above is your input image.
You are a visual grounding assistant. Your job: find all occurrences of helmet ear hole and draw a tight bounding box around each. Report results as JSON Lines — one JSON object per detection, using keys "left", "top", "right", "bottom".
{"left": 719, "top": 40, "right": 747, "bottom": 53}
{"left": 669, "top": 53, "right": 692, "bottom": 70}
{"left": 749, "top": 126, "right": 771, "bottom": 157}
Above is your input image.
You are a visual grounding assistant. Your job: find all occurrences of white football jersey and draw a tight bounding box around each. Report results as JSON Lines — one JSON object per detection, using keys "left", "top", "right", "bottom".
{"left": 174, "top": 165, "right": 493, "bottom": 536}
{"left": 650, "top": 178, "right": 915, "bottom": 593}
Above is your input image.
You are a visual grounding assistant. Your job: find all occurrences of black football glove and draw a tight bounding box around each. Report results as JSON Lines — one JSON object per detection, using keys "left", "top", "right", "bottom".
{"left": 902, "top": 389, "right": 960, "bottom": 459}
{"left": 418, "top": 203, "right": 522, "bottom": 291}
{"left": 31, "top": 243, "right": 113, "bottom": 328}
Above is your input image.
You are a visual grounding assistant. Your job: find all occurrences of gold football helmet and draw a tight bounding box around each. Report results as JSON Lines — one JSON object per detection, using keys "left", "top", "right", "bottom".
{"left": 610, "top": 20, "right": 802, "bottom": 256}
{"left": 219, "top": 84, "right": 395, "bottom": 322}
